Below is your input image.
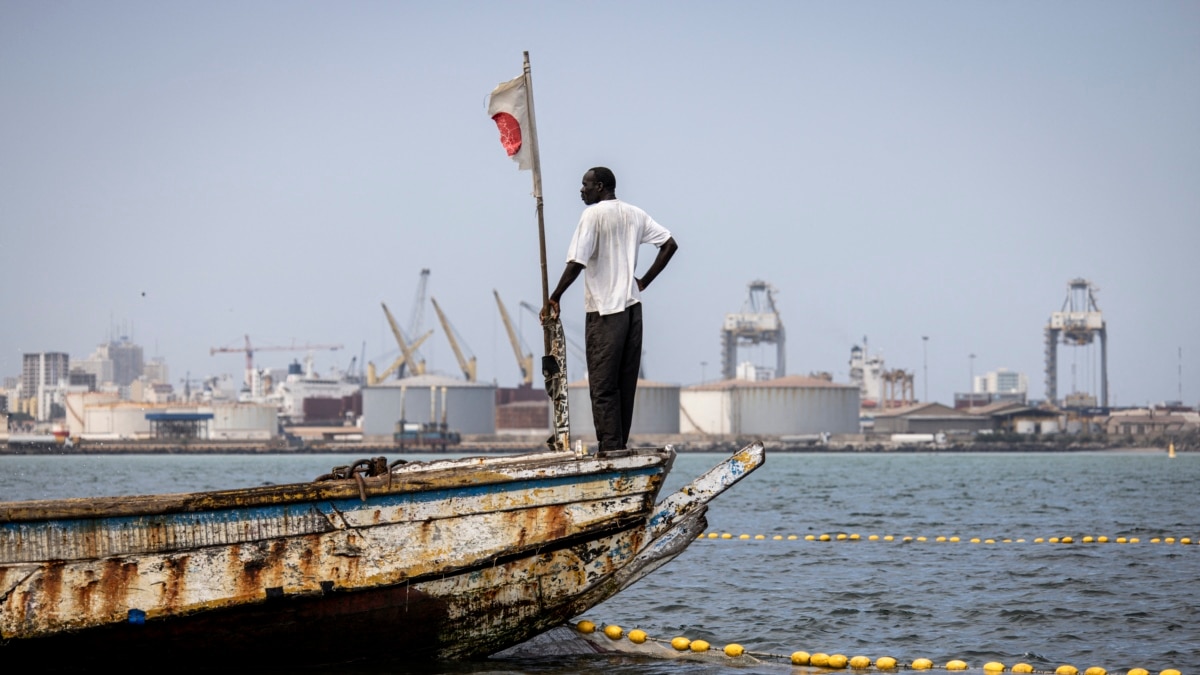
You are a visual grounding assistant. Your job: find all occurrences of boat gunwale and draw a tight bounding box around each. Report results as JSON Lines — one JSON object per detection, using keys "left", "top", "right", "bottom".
{"left": 0, "top": 448, "right": 672, "bottom": 523}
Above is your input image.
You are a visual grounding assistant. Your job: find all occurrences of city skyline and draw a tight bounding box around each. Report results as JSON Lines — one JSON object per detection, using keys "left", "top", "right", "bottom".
{"left": 2, "top": 2, "right": 1197, "bottom": 407}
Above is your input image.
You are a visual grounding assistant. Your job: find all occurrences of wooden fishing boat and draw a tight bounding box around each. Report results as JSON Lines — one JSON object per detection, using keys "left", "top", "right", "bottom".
{"left": 0, "top": 443, "right": 764, "bottom": 667}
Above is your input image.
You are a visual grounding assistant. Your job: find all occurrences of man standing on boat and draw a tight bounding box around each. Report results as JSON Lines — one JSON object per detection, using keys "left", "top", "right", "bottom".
{"left": 547, "top": 167, "right": 678, "bottom": 455}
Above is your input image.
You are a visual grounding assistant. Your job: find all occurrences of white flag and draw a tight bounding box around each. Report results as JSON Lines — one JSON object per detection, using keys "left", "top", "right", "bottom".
{"left": 487, "top": 74, "right": 532, "bottom": 171}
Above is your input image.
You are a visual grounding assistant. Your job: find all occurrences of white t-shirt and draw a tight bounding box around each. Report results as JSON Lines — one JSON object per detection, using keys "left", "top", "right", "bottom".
{"left": 565, "top": 199, "right": 672, "bottom": 315}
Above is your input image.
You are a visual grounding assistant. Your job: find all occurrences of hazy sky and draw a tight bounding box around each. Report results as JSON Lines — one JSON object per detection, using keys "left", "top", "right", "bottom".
{"left": 2, "top": 1, "right": 1197, "bottom": 407}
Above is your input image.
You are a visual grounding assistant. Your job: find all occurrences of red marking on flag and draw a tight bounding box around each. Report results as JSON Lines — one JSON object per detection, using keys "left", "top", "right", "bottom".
{"left": 492, "top": 112, "right": 523, "bottom": 157}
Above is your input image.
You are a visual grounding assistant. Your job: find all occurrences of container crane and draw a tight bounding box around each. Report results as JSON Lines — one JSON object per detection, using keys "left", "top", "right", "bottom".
{"left": 366, "top": 302, "right": 432, "bottom": 385}
{"left": 210, "top": 335, "right": 343, "bottom": 387}
{"left": 494, "top": 290, "right": 533, "bottom": 387}
{"left": 430, "top": 297, "right": 477, "bottom": 382}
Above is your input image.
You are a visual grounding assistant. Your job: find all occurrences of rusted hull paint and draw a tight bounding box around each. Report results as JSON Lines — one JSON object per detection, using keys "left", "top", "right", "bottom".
{"left": 0, "top": 444, "right": 765, "bottom": 665}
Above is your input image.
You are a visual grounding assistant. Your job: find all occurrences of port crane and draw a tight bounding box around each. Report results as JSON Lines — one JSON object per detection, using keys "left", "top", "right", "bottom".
{"left": 210, "top": 335, "right": 343, "bottom": 387}
{"left": 367, "top": 302, "right": 433, "bottom": 385}
{"left": 403, "top": 269, "right": 431, "bottom": 378}
{"left": 494, "top": 290, "right": 534, "bottom": 387}
{"left": 430, "top": 297, "right": 477, "bottom": 382}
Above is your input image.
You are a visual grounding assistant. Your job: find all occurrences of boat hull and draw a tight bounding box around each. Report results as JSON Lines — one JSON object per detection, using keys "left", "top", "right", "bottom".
{"left": 0, "top": 444, "right": 764, "bottom": 666}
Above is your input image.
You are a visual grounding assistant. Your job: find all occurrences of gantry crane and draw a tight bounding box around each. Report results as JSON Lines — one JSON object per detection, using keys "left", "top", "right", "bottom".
{"left": 430, "top": 297, "right": 477, "bottom": 382}
{"left": 721, "top": 280, "right": 785, "bottom": 381}
{"left": 1044, "top": 278, "right": 1108, "bottom": 407}
{"left": 210, "top": 335, "right": 343, "bottom": 387}
{"left": 366, "top": 302, "right": 433, "bottom": 385}
{"left": 494, "top": 290, "right": 534, "bottom": 387}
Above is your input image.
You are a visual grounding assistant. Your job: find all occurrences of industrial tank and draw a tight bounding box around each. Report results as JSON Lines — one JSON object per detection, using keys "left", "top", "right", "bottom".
{"left": 680, "top": 375, "right": 860, "bottom": 436}
{"left": 566, "top": 378, "right": 681, "bottom": 442}
{"left": 210, "top": 403, "right": 278, "bottom": 440}
{"left": 362, "top": 374, "right": 496, "bottom": 439}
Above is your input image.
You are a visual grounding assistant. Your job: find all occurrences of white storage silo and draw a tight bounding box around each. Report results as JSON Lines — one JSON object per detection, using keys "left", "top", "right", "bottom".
{"left": 566, "top": 378, "right": 681, "bottom": 443}
{"left": 679, "top": 375, "right": 860, "bottom": 436}
{"left": 361, "top": 374, "right": 496, "bottom": 440}
{"left": 210, "top": 403, "right": 278, "bottom": 440}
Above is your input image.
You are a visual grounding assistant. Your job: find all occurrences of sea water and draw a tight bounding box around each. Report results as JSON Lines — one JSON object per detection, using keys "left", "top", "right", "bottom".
{"left": 2, "top": 450, "right": 1196, "bottom": 673}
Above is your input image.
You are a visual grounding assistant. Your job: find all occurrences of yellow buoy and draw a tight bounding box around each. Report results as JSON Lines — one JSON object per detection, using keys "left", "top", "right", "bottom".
{"left": 884, "top": 535, "right": 895, "bottom": 541}
{"left": 739, "top": 534, "right": 750, "bottom": 539}
{"left": 971, "top": 538, "right": 982, "bottom": 544}
{"left": 849, "top": 533, "right": 861, "bottom": 540}
{"left": 828, "top": 653, "right": 849, "bottom": 668}
{"left": 950, "top": 536, "right": 961, "bottom": 542}
{"left": 755, "top": 534, "right": 765, "bottom": 540}
{"left": 724, "top": 643, "right": 744, "bottom": 657}
{"left": 876, "top": 656, "right": 898, "bottom": 669}
{"left": 1056, "top": 665, "right": 1079, "bottom": 675}
{"left": 628, "top": 629, "right": 647, "bottom": 644}
{"left": 1013, "top": 663, "right": 1035, "bottom": 673}
{"left": 707, "top": 532, "right": 718, "bottom": 538}
{"left": 576, "top": 620, "right": 596, "bottom": 634}
{"left": 805, "top": 534, "right": 817, "bottom": 541}
{"left": 936, "top": 536, "right": 947, "bottom": 542}
{"left": 849, "top": 655, "right": 872, "bottom": 669}
{"left": 1083, "top": 536, "right": 1095, "bottom": 543}
{"left": 1083, "top": 667, "right": 1106, "bottom": 675}
{"left": 773, "top": 535, "right": 783, "bottom": 540}
{"left": 690, "top": 639, "right": 710, "bottom": 652}
{"left": 788, "top": 535, "right": 799, "bottom": 540}
{"left": 811, "top": 652, "right": 831, "bottom": 666}
{"left": 984, "top": 662, "right": 1006, "bottom": 672}
{"left": 670, "top": 637, "right": 690, "bottom": 651}
{"left": 912, "top": 658, "right": 934, "bottom": 670}
{"left": 791, "top": 651, "right": 811, "bottom": 665}
{"left": 1160, "top": 670, "right": 1182, "bottom": 675}
{"left": 603, "top": 624, "right": 623, "bottom": 640}
{"left": 820, "top": 534, "right": 831, "bottom": 541}
{"left": 1125, "top": 669, "right": 1148, "bottom": 675}
{"left": 1062, "top": 536, "right": 1075, "bottom": 544}
{"left": 836, "top": 533, "right": 848, "bottom": 540}
{"left": 869, "top": 535, "right": 880, "bottom": 541}
{"left": 947, "top": 660, "right": 969, "bottom": 670}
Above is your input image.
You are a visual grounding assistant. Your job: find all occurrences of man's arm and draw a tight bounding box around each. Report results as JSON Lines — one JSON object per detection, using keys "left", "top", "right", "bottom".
{"left": 636, "top": 237, "right": 678, "bottom": 292}
{"left": 545, "top": 261, "right": 586, "bottom": 318}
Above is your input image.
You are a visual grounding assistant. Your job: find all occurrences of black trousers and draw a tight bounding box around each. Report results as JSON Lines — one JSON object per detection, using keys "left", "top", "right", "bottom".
{"left": 585, "top": 303, "right": 642, "bottom": 452}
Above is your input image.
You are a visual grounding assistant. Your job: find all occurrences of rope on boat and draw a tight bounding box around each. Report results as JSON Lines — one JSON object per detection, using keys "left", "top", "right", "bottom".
{"left": 697, "top": 532, "right": 1198, "bottom": 546}
{"left": 313, "top": 456, "right": 406, "bottom": 501}
{"left": 573, "top": 620, "right": 1184, "bottom": 675}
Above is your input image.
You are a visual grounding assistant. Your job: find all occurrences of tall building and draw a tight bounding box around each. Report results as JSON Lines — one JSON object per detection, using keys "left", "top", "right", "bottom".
{"left": 21, "top": 352, "right": 70, "bottom": 397}
{"left": 77, "top": 337, "right": 145, "bottom": 387}
{"left": 973, "top": 368, "right": 1028, "bottom": 402}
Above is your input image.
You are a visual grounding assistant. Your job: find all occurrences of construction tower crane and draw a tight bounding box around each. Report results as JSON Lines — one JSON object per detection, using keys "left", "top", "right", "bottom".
{"left": 494, "top": 290, "right": 534, "bottom": 387}
{"left": 210, "top": 335, "right": 343, "bottom": 387}
{"left": 430, "top": 297, "right": 477, "bottom": 382}
{"left": 367, "top": 302, "right": 433, "bottom": 385}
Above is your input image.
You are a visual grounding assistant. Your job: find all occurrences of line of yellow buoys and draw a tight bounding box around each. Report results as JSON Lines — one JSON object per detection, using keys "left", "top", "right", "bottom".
{"left": 574, "top": 620, "right": 1183, "bottom": 675}
{"left": 699, "top": 532, "right": 1197, "bottom": 545}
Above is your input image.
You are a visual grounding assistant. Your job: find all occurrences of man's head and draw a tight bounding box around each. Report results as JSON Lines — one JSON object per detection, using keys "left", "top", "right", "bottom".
{"left": 580, "top": 167, "right": 616, "bottom": 205}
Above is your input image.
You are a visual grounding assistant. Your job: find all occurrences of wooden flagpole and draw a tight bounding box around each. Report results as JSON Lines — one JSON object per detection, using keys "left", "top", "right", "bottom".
{"left": 520, "top": 51, "right": 571, "bottom": 452}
